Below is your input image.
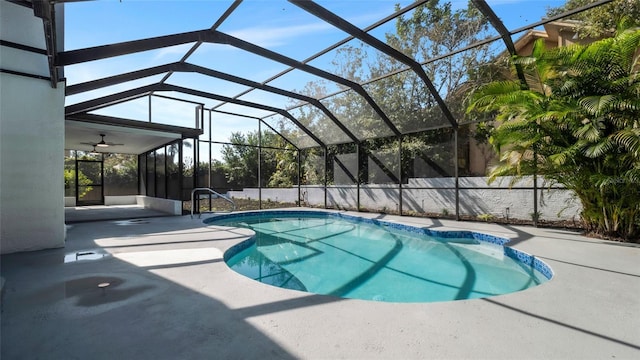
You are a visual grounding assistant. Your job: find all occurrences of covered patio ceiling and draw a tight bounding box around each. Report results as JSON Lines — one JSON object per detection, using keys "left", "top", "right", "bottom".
{"left": 8, "top": 0, "right": 615, "bottom": 154}
{"left": 64, "top": 115, "right": 202, "bottom": 155}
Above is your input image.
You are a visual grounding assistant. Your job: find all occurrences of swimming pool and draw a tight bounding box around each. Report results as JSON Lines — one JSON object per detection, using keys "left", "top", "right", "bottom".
{"left": 206, "top": 211, "right": 553, "bottom": 303}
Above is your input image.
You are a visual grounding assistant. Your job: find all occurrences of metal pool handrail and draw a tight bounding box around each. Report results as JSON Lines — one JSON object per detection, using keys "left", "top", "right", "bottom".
{"left": 190, "top": 187, "right": 236, "bottom": 218}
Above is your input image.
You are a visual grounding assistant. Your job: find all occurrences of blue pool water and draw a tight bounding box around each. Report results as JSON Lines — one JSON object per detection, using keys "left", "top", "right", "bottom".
{"left": 207, "top": 211, "right": 552, "bottom": 303}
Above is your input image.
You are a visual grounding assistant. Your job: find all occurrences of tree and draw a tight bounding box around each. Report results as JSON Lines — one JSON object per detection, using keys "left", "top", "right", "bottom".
{"left": 387, "top": 0, "right": 491, "bottom": 119}
{"left": 103, "top": 153, "right": 138, "bottom": 195}
{"left": 221, "top": 132, "right": 259, "bottom": 188}
{"left": 268, "top": 144, "right": 298, "bottom": 188}
{"left": 468, "top": 28, "right": 640, "bottom": 240}
{"left": 285, "top": 0, "right": 494, "bottom": 183}
{"left": 317, "top": 0, "right": 492, "bottom": 130}
{"left": 220, "top": 130, "right": 292, "bottom": 188}
{"left": 64, "top": 169, "right": 93, "bottom": 198}
{"left": 546, "top": 0, "right": 640, "bottom": 38}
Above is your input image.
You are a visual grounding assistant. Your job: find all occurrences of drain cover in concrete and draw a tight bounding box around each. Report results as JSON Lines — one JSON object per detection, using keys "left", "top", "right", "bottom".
{"left": 64, "top": 249, "right": 110, "bottom": 263}
{"left": 113, "top": 219, "right": 151, "bottom": 225}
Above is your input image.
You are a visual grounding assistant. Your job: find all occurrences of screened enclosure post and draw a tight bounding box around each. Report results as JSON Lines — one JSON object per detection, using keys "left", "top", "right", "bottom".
{"left": 208, "top": 110, "right": 212, "bottom": 209}
{"left": 178, "top": 140, "right": 183, "bottom": 209}
{"left": 258, "top": 120, "right": 262, "bottom": 210}
{"left": 398, "top": 135, "right": 403, "bottom": 215}
{"left": 208, "top": 110, "right": 212, "bottom": 189}
{"left": 164, "top": 146, "right": 168, "bottom": 200}
{"left": 191, "top": 137, "right": 198, "bottom": 210}
{"left": 323, "top": 146, "right": 327, "bottom": 209}
{"left": 137, "top": 153, "right": 142, "bottom": 195}
{"left": 153, "top": 148, "right": 157, "bottom": 199}
{"left": 74, "top": 154, "right": 78, "bottom": 202}
{"left": 101, "top": 153, "right": 105, "bottom": 202}
{"left": 533, "top": 148, "right": 539, "bottom": 227}
{"left": 534, "top": 173, "right": 539, "bottom": 227}
{"left": 194, "top": 139, "right": 199, "bottom": 213}
{"left": 454, "top": 128, "right": 460, "bottom": 221}
{"left": 148, "top": 94, "right": 152, "bottom": 122}
{"left": 297, "top": 150, "right": 301, "bottom": 207}
{"left": 356, "top": 143, "right": 361, "bottom": 211}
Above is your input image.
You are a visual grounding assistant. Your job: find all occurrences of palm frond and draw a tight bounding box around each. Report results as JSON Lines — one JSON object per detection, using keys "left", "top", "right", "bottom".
{"left": 615, "top": 28, "right": 640, "bottom": 71}
{"left": 611, "top": 98, "right": 640, "bottom": 113}
{"left": 547, "top": 143, "right": 583, "bottom": 166}
{"left": 624, "top": 168, "right": 640, "bottom": 185}
{"left": 612, "top": 128, "right": 640, "bottom": 158}
{"left": 582, "top": 138, "right": 615, "bottom": 158}
{"left": 467, "top": 81, "right": 522, "bottom": 112}
{"left": 579, "top": 95, "right": 617, "bottom": 116}
{"left": 487, "top": 163, "right": 520, "bottom": 185}
{"left": 573, "top": 122, "right": 603, "bottom": 142}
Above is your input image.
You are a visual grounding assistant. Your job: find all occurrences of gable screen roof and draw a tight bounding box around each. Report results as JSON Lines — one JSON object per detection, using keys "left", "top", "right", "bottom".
{"left": 9, "top": 0, "right": 615, "bottom": 150}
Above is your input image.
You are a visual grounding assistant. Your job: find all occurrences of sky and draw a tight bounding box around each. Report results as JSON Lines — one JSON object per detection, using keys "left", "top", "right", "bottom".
{"left": 62, "top": 0, "right": 569, "bottom": 158}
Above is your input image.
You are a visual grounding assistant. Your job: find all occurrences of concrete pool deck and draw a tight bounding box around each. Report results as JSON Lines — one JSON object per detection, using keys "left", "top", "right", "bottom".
{"left": 1, "top": 209, "right": 639, "bottom": 359}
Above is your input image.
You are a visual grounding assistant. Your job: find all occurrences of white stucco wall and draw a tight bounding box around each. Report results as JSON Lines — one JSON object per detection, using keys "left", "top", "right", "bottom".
{"left": 136, "top": 196, "right": 182, "bottom": 215}
{"left": 0, "top": 1, "right": 66, "bottom": 254}
{"left": 0, "top": 74, "right": 66, "bottom": 254}
{"left": 105, "top": 196, "right": 138, "bottom": 206}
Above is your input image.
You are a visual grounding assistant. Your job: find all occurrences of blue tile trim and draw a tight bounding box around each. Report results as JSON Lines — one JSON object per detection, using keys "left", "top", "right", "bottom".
{"left": 223, "top": 237, "right": 255, "bottom": 262}
{"left": 206, "top": 210, "right": 554, "bottom": 279}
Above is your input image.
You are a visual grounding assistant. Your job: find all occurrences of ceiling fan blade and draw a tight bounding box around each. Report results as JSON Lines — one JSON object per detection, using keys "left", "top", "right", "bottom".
{"left": 81, "top": 134, "right": 124, "bottom": 148}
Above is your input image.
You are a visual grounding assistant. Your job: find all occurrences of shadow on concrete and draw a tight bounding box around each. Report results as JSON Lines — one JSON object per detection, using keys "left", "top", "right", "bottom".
{"left": 536, "top": 256, "right": 640, "bottom": 278}
{"left": 0, "top": 217, "right": 346, "bottom": 359}
{"left": 483, "top": 298, "right": 640, "bottom": 351}
{"left": 499, "top": 224, "right": 535, "bottom": 246}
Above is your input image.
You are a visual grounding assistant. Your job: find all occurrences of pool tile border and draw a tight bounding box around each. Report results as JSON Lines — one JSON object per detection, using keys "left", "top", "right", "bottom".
{"left": 206, "top": 210, "right": 554, "bottom": 280}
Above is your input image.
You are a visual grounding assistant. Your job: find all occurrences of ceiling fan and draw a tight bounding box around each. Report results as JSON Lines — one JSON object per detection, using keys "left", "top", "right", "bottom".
{"left": 88, "top": 145, "right": 103, "bottom": 156}
{"left": 80, "top": 134, "right": 124, "bottom": 148}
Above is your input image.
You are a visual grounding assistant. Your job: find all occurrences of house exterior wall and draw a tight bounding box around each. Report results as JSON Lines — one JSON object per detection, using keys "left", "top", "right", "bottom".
{"left": 466, "top": 21, "right": 601, "bottom": 180}
{"left": 0, "top": 1, "right": 66, "bottom": 254}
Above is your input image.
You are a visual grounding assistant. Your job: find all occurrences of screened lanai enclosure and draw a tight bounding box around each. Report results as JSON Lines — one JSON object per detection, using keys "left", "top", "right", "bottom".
{"left": 43, "top": 0, "right": 617, "bottom": 223}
